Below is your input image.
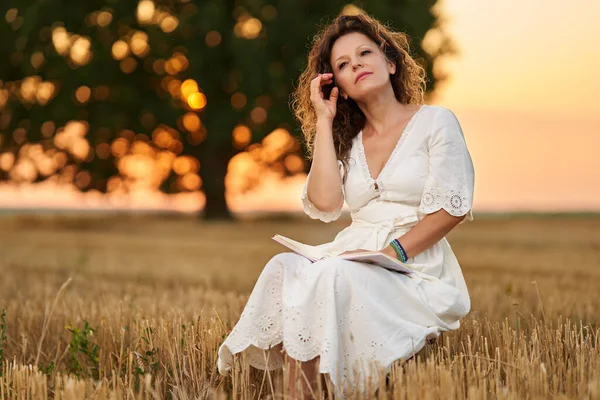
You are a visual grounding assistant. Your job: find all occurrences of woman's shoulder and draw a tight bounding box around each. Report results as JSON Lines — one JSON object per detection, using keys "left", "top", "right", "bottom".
{"left": 422, "top": 104, "right": 460, "bottom": 126}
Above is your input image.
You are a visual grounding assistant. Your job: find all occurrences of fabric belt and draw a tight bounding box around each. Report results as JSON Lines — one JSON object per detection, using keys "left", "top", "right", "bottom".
{"left": 349, "top": 213, "right": 420, "bottom": 251}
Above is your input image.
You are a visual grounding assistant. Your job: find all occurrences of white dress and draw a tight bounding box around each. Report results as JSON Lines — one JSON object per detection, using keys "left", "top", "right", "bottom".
{"left": 217, "top": 104, "right": 475, "bottom": 397}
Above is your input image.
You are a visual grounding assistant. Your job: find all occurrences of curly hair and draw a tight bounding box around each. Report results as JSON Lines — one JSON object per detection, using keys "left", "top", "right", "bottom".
{"left": 290, "top": 12, "right": 427, "bottom": 183}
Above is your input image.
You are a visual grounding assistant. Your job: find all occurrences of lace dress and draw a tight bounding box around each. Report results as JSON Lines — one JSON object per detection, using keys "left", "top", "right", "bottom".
{"left": 217, "top": 104, "right": 475, "bottom": 397}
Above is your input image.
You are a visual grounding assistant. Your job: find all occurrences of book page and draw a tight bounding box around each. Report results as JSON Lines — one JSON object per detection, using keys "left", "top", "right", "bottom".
{"left": 271, "top": 234, "right": 324, "bottom": 262}
{"left": 336, "top": 251, "right": 414, "bottom": 274}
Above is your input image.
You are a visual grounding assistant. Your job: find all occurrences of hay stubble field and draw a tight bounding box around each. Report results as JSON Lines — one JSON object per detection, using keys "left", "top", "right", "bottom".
{"left": 0, "top": 214, "right": 598, "bottom": 399}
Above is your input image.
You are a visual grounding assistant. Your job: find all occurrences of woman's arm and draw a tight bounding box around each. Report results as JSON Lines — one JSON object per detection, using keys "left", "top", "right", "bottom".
{"left": 381, "top": 210, "right": 466, "bottom": 259}
{"left": 305, "top": 120, "right": 344, "bottom": 213}
{"left": 382, "top": 107, "right": 474, "bottom": 260}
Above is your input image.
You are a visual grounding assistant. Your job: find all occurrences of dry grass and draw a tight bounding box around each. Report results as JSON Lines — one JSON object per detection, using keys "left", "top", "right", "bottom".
{"left": 0, "top": 213, "right": 598, "bottom": 399}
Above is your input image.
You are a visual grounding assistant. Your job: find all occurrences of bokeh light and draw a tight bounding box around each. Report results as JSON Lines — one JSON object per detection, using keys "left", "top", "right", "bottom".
{"left": 232, "top": 124, "right": 252, "bottom": 149}
{"left": 234, "top": 15, "right": 263, "bottom": 39}
{"left": 205, "top": 31, "right": 222, "bottom": 47}
{"left": 96, "top": 11, "right": 113, "bottom": 27}
{"left": 187, "top": 92, "right": 206, "bottom": 110}
{"left": 111, "top": 40, "right": 129, "bottom": 60}
{"left": 182, "top": 113, "right": 201, "bottom": 132}
{"left": 231, "top": 92, "right": 246, "bottom": 109}
{"left": 75, "top": 86, "right": 91, "bottom": 103}
{"left": 160, "top": 16, "right": 178, "bottom": 33}
{"left": 130, "top": 31, "right": 150, "bottom": 57}
{"left": 137, "top": 0, "right": 155, "bottom": 24}
{"left": 250, "top": 106, "right": 267, "bottom": 124}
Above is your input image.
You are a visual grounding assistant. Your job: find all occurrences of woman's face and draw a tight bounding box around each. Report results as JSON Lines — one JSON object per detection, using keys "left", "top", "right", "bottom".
{"left": 329, "top": 32, "right": 396, "bottom": 102}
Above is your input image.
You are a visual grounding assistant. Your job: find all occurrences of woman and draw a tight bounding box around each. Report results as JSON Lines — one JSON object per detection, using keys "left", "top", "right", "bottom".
{"left": 217, "top": 13, "right": 475, "bottom": 399}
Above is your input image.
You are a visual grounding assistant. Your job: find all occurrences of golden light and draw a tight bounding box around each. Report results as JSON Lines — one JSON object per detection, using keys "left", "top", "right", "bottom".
{"left": 20, "top": 76, "right": 40, "bottom": 103}
{"left": 111, "top": 40, "right": 129, "bottom": 60}
{"left": 182, "top": 113, "right": 201, "bottom": 132}
{"left": 120, "top": 57, "right": 137, "bottom": 73}
{"left": 167, "top": 79, "right": 181, "bottom": 97}
{"left": 75, "top": 170, "right": 91, "bottom": 189}
{"left": 107, "top": 176, "right": 122, "bottom": 192}
{"left": 231, "top": 92, "right": 246, "bottom": 109}
{"left": 5, "top": 9, "right": 18, "bottom": 24}
{"left": 119, "top": 129, "right": 135, "bottom": 141}
{"left": 37, "top": 155, "right": 57, "bottom": 176}
{"left": 284, "top": 154, "right": 304, "bottom": 173}
{"left": 227, "top": 152, "right": 258, "bottom": 175}
{"left": 263, "top": 128, "right": 292, "bottom": 149}
{"left": 70, "top": 36, "right": 92, "bottom": 66}
{"left": 0, "top": 90, "right": 8, "bottom": 108}
{"left": 137, "top": 0, "right": 155, "bottom": 24}
{"left": 111, "top": 138, "right": 129, "bottom": 157}
{"left": 168, "top": 140, "right": 183, "bottom": 154}
{"left": 260, "top": 128, "right": 294, "bottom": 163}
{"left": 152, "top": 127, "right": 173, "bottom": 148}
{"left": 71, "top": 139, "right": 90, "bottom": 161}
{"left": 164, "top": 59, "right": 178, "bottom": 75}
{"left": 250, "top": 106, "right": 267, "bottom": 124}
{"left": 172, "top": 155, "right": 195, "bottom": 175}
{"left": 160, "top": 16, "right": 178, "bottom": 33}
{"left": 131, "top": 140, "right": 155, "bottom": 157}
{"left": 10, "top": 159, "right": 37, "bottom": 182}
{"left": 54, "top": 152, "right": 67, "bottom": 168}
{"left": 165, "top": 53, "right": 188, "bottom": 75}
{"left": 96, "top": 143, "right": 111, "bottom": 159}
{"left": 30, "top": 51, "right": 45, "bottom": 69}
{"left": 135, "top": 133, "right": 150, "bottom": 142}
{"left": 188, "top": 92, "right": 207, "bottom": 110}
{"left": 341, "top": 4, "right": 364, "bottom": 16}
{"left": 232, "top": 124, "right": 252, "bottom": 149}
{"left": 75, "top": 86, "right": 91, "bottom": 103}
{"left": 180, "top": 173, "right": 201, "bottom": 190}
{"left": 130, "top": 31, "right": 149, "bottom": 57}
{"left": 52, "top": 27, "right": 70, "bottom": 56}
{"left": 0, "top": 153, "right": 15, "bottom": 171}
{"left": 13, "top": 128, "right": 26, "bottom": 144}
{"left": 180, "top": 79, "right": 198, "bottom": 100}
{"left": 97, "top": 11, "right": 112, "bottom": 27}
{"left": 41, "top": 121, "right": 55, "bottom": 137}
{"left": 36, "top": 82, "right": 55, "bottom": 105}
{"left": 205, "top": 31, "right": 222, "bottom": 47}
{"left": 235, "top": 17, "right": 262, "bottom": 39}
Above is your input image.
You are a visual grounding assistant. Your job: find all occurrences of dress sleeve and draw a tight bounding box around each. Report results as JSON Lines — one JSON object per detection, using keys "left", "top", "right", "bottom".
{"left": 419, "top": 108, "right": 475, "bottom": 224}
{"left": 300, "top": 160, "right": 345, "bottom": 223}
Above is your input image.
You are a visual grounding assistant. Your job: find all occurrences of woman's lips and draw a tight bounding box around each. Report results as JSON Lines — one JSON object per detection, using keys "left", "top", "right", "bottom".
{"left": 355, "top": 72, "right": 371, "bottom": 83}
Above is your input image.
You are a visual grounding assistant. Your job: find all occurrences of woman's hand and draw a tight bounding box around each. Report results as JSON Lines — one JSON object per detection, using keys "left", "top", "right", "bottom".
{"left": 310, "top": 72, "right": 339, "bottom": 123}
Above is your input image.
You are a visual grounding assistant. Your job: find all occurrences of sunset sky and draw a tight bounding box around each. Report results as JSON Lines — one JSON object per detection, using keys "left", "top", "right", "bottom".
{"left": 1, "top": 0, "right": 598, "bottom": 213}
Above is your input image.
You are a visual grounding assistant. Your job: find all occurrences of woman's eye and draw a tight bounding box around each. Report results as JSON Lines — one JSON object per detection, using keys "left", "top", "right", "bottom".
{"left": 338, "top": 51, "right": 369, "bottom": 70}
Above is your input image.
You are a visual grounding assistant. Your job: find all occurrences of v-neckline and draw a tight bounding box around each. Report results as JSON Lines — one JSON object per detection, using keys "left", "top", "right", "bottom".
{"left": 357, "top": 104, "right": 426, "bottom": 185}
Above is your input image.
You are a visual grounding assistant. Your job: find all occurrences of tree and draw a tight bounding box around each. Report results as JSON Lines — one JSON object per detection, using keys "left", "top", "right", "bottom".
{"left": 0, "top": 0, "right": 455, "bottom": 219}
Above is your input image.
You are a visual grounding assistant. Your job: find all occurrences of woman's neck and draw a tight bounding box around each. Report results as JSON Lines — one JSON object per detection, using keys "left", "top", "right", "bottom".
{"left": 357, "top": 89, "right": 414, "bottom": 137}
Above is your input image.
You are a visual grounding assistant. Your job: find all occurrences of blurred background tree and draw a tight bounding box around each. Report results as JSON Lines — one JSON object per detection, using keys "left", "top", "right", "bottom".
{"left": 0, "top": 0, "right": 455, "bottom": 219}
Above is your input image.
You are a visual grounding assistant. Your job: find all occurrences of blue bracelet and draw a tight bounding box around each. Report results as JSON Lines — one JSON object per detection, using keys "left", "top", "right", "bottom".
{"left": 390, "top": 239, "right": 408, "bottom": 262}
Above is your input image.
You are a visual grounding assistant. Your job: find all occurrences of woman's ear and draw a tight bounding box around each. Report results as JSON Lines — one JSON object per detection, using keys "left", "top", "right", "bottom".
{"left": 388, "top": 59, "right": 396, "bottom": 75}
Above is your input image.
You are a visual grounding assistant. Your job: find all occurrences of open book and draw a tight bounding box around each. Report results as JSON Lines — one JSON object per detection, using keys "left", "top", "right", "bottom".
{"left": 272, "top": 234, "right": 414, "bottom": 275}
